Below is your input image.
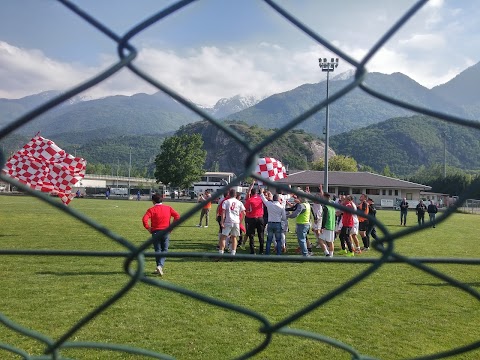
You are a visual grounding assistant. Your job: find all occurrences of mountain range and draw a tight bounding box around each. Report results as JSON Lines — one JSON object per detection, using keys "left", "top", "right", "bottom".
{"left": 1, "top": 61, "right": 479, "bottom": 177}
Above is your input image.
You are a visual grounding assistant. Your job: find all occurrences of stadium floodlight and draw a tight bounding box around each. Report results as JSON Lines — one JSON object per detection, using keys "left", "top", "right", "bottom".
{"left": 318, "top": 57, "right": 340, "bottom": 192}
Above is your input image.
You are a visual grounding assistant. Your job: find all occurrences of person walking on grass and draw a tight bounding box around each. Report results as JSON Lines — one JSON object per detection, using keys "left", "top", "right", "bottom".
{"left": 427, "top": 200, "right": 438, "bottom": 228}
{"left": 400, "top": 197, "right": 409, "bottom": 226}
{"left": 416, "top": 199, "right": 427, "bottom": 226}
{"left": 142, "top": 193, "right": 180, "bottom": 276}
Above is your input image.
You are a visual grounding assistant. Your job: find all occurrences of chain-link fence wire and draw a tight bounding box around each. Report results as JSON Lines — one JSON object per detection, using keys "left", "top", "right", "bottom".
{"left": 0, "top": 0, "right": 479, "bottom": 359}
{"left": 459, "top": 199, "right": 480, "bottom": 214}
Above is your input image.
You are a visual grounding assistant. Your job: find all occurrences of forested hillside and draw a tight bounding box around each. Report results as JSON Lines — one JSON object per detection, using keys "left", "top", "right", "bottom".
{"left": 176, "top": 121, "right": 333, "bottom": 174}
{"left": 330, "top": 115, "right": 480, "bottom": 176}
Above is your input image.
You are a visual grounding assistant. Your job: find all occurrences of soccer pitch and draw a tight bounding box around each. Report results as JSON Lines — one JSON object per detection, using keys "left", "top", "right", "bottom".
{"left": 0, "top": 196, "right": 479, "bottom": 360}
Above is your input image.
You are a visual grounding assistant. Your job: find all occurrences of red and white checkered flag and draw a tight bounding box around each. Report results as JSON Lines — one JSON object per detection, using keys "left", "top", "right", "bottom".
{"left": 255, "top": 157, "right": 287, "bottom": 185}
{"left": 2, "top": 135, "right": 86, "bottom": 205}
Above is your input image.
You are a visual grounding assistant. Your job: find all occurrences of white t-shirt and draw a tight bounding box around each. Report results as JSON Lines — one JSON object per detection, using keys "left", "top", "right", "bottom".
{"left": 222, "top": 198, "right": 245, "bottom": 224}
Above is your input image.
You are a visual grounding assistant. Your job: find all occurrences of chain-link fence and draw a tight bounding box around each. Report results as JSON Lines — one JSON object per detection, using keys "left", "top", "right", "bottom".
{"left": 459, "top": 199, "right": 480, "bottom": 214}
{"left": 0, "top": 0, "right": 479, "bottom": 359}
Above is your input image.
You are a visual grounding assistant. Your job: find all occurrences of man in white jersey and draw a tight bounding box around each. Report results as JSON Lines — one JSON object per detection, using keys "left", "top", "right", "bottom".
{"left": 219, "top": 188, "right": 246, "bottom": 256}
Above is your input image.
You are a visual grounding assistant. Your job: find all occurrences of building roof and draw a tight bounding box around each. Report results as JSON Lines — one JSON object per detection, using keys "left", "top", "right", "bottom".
{"left": 277, "top": 171, "right": 431, "bottom": 190}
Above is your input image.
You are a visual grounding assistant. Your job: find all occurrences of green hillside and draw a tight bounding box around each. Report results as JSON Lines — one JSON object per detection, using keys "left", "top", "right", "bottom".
{"left": 330, "top": 115, "right": 480, "bottom": 176}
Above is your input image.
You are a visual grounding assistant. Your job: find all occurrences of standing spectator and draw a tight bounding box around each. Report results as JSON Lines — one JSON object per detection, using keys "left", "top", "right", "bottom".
{"left": 197, "top": 190, "right": 212, "bottom": 228}
{"left": 358, "top": 194, "right": 370, "bottom": 250}
{"left": 416, "top": 200, "right": 427, "bottom": 225}
{"left": 219, "top": 189, "right": 246, "bottom": 256}
{"left": 142, "top": 193, "right": 180, "bottom": 276}
{"left": 287, "top": 193, "right": 312, "bottom": 257}
{"left": 366, "top": 198, "right": 380, "bottom": 248}
{"left": 427, "top": 200, "right": 438, "bottom": 228}
{"left": 106, "top": 187, "right": 110, "bottom": 200}
{"left": 259, "top": 188, "right": 287, "bottom": 255}
{"left": 244, "top": 183, "right": 265, "bottom": 255}
{"left": 400, "top": 197, "right": 409, "bottom": 226}
{"left": 136, "top": 190, "right": 141, "bottom": 201}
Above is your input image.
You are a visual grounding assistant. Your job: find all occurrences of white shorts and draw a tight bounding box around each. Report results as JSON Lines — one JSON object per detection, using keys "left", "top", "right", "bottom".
{"left": 352, "top": 223, "right": 359, "bottom": 235}
{"left": 312, "top": 220, "right": 322, "bottom": 231}
{"left": 320, "top": 229, "right": 335, "bottom": 243}
{"left": 222, "top": 223, "right": 240, "bottom": 237}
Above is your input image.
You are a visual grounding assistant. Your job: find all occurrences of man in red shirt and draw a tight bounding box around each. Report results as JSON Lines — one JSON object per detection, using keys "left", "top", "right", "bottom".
{"left": 142, "top": 193, "right": 180, "bottom": 276}
{"left": 244, "top": 183, "right": 265, "bottom": 254}
{"left": 340, "top": 196, "right": 355, "bottom": 257}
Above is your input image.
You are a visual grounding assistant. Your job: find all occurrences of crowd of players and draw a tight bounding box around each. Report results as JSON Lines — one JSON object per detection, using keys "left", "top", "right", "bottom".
{"left": 204, "top": 184, "right": 379, "bottom": 258}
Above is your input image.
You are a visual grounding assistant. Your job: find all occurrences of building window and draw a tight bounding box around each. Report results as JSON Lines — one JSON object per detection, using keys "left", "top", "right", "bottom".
{"left": 338, "top": 187, "right": 349, "bottom": 195}
{"left": 395, "top": 190, "right": 398, "bottom": 196}
{"left": 366, "top": 189, "right": 380, "bottom": 195}
{"left": 328, "top": 186, "right": 335, "bottom": 194}
{"left": 382, "top": 189, "right": 386, "bottom": 195}
{"left": 351, "top": 188, "right": 362, "bottom": 194}
{"left": 389, "top": 190, "right": 393, "bottom": 196}
{"left": 406, "top": 193, "right": 413, "bottom": 200}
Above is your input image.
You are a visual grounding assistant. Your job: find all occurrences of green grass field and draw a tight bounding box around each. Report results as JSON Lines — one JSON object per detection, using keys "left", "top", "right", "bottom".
{"left": 0, "top": 196, "right": 479, "bottom": 360}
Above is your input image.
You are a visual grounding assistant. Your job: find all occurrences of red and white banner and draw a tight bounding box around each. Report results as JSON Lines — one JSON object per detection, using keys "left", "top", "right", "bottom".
{"left": 255, "top": 157, "right": 287, "bottom": 184}
{"left": 2, "top": 135, "right": 86, "bottom": 205}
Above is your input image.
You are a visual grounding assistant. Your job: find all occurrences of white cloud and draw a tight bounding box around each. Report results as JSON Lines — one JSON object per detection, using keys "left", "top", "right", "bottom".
{"left": 0, "top": 35, "right": 472, "bottom": 107}
{"left": 398, "top": 33, "right": 445, "bottom": 50}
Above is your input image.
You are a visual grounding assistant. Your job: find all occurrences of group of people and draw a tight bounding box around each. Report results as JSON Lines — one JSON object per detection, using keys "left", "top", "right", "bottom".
{"left": 206, "top": 184, "right": 381, "bottom": 259}
{"left": 141, "top": 185, "right": 439, "bottom": 276}
{"left": 399, "top": 197, "right": 438, "bottom": 227}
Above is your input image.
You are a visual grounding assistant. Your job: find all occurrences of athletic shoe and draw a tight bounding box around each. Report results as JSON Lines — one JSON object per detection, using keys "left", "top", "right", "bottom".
{"left": 196, "top": 224, "right": 201, "bottom": 227}
{"left": 308, "top": 251, "right": 314, "bottom": 256}
{"left": 361, "top": 247, "right": 370, "bottom": 251}
{"left": 339, "top": 249, "right": 348, "bottom": 255}
{"left": 346, "top": 252, "right": 355, "bottom": 257}
{"left": 204, "top": 225, "right": 208, "bottom": 228}
{"left": 354, "top": 249, "right": 362, "bottom": 254}
{"left": 155, "top": 266, "right": 163, "bottom": 276}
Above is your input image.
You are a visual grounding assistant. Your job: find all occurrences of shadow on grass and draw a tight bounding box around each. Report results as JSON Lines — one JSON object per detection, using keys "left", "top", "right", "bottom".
{"left": 411, "top": 282, "right": 480, "bottom": 287}
{"left": 36, "top": 271, "right": 125, "bottom": 276}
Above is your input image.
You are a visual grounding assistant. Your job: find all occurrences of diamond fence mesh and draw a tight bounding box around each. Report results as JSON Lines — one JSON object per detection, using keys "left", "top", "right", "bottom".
{"left": 0, "top": 0, "right": 479, "bottom": 359}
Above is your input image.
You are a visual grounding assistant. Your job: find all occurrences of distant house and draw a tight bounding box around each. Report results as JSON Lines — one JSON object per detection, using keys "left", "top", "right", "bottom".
{"left": 276, "top": 171, "right": 431, "bottom": 208}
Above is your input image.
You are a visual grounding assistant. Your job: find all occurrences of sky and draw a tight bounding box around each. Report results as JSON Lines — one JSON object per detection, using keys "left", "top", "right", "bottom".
{"left": 0, "top": 0, "right": 479, "bottom": 107}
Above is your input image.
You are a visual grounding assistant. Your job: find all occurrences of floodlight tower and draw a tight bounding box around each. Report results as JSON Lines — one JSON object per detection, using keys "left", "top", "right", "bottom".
{"left": 318, "top": 57, "right": 339, "bottom": 192}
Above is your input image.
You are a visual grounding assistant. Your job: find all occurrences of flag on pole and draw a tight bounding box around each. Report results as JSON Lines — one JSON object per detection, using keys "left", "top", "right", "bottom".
{"left": 255, "top": 157, "right": 287, "bottom": 185}
{"left": 2, "top": 135, "right": 86, "bottom": 205}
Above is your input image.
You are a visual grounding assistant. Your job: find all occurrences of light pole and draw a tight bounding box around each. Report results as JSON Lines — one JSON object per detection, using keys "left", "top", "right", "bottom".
{"left": 443, "top": 131, "right": 447, "bottom": 178}
{"left": 128, "top": 147, "right": 132, "bottom": 197}
{"left": 318, "top": 57, "right": 339, "bottom": 192}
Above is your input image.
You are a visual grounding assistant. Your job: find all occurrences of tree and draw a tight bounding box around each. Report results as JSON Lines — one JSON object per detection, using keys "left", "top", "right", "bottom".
{"left": 329, "top": 155, "right": 358, "bottom": 172}
{"left": 382, "top": 165, "right": 394, "bottom": 177}
{"left": 154, "top": 134, "right": 206, "bottom": 189}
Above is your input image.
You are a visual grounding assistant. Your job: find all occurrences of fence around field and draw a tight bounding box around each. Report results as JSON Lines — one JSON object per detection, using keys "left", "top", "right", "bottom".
{"left": 0, "top": 1, "right": 479, "bottom": 359}
{"left": 459, "top": 199, "right": 480, "bottom": 214}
